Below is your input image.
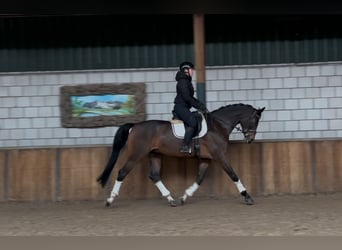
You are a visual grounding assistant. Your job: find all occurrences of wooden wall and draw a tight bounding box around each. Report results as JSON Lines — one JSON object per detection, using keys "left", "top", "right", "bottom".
{"left": 0, "top": 140, "right": 341, "bottom": 202}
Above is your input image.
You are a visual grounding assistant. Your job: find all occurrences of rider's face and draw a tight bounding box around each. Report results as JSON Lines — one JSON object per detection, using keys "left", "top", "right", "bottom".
{"left": 187, "top": 68, "right": 194, "bottom": 77}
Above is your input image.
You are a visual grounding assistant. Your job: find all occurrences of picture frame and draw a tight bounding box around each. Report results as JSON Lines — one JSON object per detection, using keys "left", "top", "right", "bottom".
{"left": 60, "top": 83, "right": 146, "bottom": 128}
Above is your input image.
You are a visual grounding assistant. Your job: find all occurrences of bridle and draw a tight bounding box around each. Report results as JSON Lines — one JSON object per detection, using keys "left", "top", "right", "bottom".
{"left": 234, "top": 125, "right": 257, "bottom": 140}
{"left": 202, "top": 108, "right": 259, "bottom": 141}
{"left": 234, "top": 110, "right": 260, "bottom": 140}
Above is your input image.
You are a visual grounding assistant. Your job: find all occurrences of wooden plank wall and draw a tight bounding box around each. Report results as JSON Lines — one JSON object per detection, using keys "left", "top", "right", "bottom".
{"left": 0, "top": 140, "right": 341, "bottom": 202}
{"left": 0, "top": 150, "right": 5, "bottom": 201}
{"left": 7, "top": 149, "right": 57, "bottom": 201}
{"left": 314, "top": 141, "right": 342, "bottom": 192}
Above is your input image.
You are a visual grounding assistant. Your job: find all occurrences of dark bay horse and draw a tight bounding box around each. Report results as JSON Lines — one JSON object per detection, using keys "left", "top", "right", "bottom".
{"left": 97, "top": 103, "right": 265, "bottom": 207}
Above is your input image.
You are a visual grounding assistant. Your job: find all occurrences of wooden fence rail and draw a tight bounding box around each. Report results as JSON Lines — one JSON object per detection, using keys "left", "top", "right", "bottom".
{"left": 1, "top": 140, "right": 341, "bottom": 202}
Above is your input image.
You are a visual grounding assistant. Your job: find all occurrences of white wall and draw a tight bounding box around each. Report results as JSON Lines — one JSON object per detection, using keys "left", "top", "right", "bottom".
{"left": 1, "top": 61, "right": 341, "bottom": 148}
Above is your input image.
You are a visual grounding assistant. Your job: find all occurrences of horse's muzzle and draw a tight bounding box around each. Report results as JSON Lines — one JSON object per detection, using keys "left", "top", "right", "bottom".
{"left": 247, "top": 138, "right": 254, "bottom": 144}
{"left": 245, "top": 134, "right": 255, "bottom": 143}
{"left": 242, "top": 129, "right": 256, "bottom": 144}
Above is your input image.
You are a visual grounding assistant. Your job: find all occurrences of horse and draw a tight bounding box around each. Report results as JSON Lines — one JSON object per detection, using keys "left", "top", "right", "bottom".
{"left": 97, "top": 103, "right": 265, "bottom": 207}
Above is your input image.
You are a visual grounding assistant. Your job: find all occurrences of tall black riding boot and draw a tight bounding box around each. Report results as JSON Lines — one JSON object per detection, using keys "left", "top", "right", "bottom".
{"left": 180, "top": 127, "right": 194, "bottom": 154}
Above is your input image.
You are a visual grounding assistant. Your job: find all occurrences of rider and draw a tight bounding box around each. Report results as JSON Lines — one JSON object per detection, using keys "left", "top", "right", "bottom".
{"left": 173, "top": 61, "right": 208, "bottom": 154}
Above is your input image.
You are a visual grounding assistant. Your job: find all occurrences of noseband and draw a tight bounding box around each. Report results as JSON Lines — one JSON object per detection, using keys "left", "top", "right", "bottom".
{"left": 234, "top": 126, "right": 257, "bottom": 140}
{"left": 235, "top": 110, "right": 260, "bottom": 140}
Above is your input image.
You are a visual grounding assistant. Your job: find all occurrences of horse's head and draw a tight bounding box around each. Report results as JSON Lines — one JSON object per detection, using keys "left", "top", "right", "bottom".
{"left": 211, "top": 103, "right": 266, "bottom": 143}
{"left": 239, "top": 107, "right": 265, "bottom": 143}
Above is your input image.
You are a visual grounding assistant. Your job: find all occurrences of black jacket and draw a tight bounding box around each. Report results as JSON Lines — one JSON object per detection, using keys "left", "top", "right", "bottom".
{"left": 173, "top": 71, "right": 203, "bottom": 110}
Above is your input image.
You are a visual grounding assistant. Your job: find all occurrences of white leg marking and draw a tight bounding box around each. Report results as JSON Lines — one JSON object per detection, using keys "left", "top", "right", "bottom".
{"left": 185, "top": 182, "right": 199, "bottom": 197}
{"left": 155, "top": 180, "right": 171, "bottom": 197}
{"left": 107, "top": 197, "right": 115, "bottom": 204}
{"left": 234, "top": 180, "right": 246, "bottom": 193}
{"left": 107, "top": 180, "right": 123, "bottom": 204}
{"left": 111, "top": 180, "right": 123, "bottom": 196}
{"left": 166, "top": 195, "right": 175, "bottom": 202}
{"left": 181, "top": 182, "right": 199, "bottom": 203}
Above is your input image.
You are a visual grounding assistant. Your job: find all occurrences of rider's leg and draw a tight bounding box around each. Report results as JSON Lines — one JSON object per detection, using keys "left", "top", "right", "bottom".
{"left": 173, "top": 104, "right": 198, "bottom": 154}
{"left": 180, "top": 126, "right": 195, "bottom": 153}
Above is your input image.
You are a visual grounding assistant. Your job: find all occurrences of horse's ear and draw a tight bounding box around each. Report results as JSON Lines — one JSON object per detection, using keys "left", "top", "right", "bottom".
{"left": 257, "top": 107, "right": 265, "bottom": 115}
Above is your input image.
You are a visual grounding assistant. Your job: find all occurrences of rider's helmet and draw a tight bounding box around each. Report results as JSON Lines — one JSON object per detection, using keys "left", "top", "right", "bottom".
{"left": 179, "top": 61, "right": 194, "bottom": 72}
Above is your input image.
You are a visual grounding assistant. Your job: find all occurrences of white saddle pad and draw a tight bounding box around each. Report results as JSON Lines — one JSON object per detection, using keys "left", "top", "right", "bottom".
{"left": 169, "top": 113, "right": 208, "bottom": 139}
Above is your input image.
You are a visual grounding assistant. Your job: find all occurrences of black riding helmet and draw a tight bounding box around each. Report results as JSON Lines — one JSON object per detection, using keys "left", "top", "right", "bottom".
{"left": 179, "top": 61, "right": 194, "bottom": 72}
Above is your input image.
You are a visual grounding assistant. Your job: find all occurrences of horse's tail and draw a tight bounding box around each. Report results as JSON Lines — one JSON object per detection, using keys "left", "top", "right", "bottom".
{"left": 97, "top": 122, "right": 135, "bottom": 187}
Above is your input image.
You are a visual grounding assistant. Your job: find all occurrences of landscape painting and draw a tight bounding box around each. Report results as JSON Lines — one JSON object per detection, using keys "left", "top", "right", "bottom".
{"left": 71, "top": 94, "right": 135, "bottom": 117}
{"left": 60, "top": 83, "right": 146, "bottom": 128}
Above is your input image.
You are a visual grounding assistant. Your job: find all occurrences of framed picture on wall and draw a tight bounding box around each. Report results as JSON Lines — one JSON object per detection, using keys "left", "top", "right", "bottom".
{"left": 60, "top": 83, "right": 146, "bottom": 128}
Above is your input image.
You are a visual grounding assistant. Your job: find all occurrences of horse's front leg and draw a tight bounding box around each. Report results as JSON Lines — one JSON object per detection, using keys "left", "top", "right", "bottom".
{"left": 180, "top": 159, "right": 210, "bottom": 205}
{"left": 221, "top": 160, "right": 254, "bottom": 205}
{"left": 149, "top": 155, "right": 177, "bottom": 207}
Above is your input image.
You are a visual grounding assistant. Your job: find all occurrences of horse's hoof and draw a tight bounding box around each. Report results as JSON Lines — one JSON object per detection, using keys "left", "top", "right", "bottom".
{"left": 169, "top": 200, "right": 177, "bottom": 207}
{"left": 179, "top": 197, "right": 186, "bottom": 205}
{"left": 245, "top": 197, "right": 254, "bottom": 205}
{"left": 106, "top": 198, "right": 114, "bottom": 207}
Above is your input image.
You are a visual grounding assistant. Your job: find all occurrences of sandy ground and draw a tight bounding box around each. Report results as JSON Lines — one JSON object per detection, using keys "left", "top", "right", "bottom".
{"left": 1, "top": 193, "right": 342, "bottom": 236}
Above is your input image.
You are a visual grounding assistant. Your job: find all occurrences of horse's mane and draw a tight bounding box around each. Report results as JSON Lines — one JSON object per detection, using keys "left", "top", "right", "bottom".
{"left": 204, "top": 103, "right": 255, "bottom": 130}
{"left": 212, "top": 103, "right": 254, "bottom": 113}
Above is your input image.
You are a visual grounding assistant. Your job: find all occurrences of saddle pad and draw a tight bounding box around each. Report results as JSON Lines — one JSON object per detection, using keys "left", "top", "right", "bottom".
{"left": 169, "top": 114, "right": 208, "bottom": 139}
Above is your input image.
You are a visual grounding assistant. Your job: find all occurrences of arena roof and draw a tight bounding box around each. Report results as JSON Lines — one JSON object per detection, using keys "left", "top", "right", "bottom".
{"left": 1, "top": 0, "right": 342, "bottom": 16}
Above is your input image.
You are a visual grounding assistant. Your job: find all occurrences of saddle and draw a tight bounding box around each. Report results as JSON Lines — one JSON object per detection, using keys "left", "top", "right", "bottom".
{"left": 169, "top": 111, "right": 208, "bottom": 139}
{"left": 170, "top": 111, "right": 208, "bottom": 157}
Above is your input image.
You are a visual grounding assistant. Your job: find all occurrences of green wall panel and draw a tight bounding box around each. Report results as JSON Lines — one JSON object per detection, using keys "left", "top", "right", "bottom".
{"left": 1, "top": 15, "right": 342, "bottom": 72}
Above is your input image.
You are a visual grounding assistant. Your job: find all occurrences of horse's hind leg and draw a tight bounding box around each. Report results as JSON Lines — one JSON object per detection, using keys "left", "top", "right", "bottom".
{"left": 106, "top": 151, "right": 145, "bottom": 206}
{"left": 149, "top": 155, "right": 177, "bottom": 207}
{"left": 180, "top": 159, "right": 210, "bottom": 205}
{"left": 222, "top": 161, "right": 254, "bottom": 205}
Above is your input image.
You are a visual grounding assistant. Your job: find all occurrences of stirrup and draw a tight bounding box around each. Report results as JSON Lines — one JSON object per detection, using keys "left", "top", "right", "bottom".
{"left": 180, "top": 145, "right": 192, "bottom": 154}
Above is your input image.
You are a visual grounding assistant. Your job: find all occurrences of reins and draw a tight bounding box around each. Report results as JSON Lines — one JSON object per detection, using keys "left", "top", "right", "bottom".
{"left": 234, "top": 125, "right": 257, "bottom": 138}
{"left": 207, "top": 109, "right": 258, "bottom": 139}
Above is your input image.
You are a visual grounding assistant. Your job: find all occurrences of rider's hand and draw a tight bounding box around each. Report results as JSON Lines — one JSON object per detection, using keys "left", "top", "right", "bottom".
{"left": 198, "top": 103, "right": 209, "bottom": 114}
